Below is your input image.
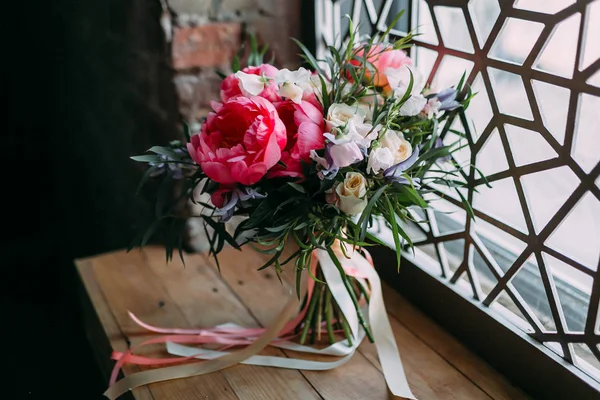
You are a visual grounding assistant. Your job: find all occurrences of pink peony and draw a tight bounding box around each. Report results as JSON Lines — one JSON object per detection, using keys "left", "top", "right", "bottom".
{"left": 220, "top": 64, "right": 281, "bottom": 103}
{"left": 188, "top": 96, "right": 287, "bottom": 185}
{"left": 353, "top": 44, "right": 412, "bottom": 88}
{"left": 268, "top": 99, "right": 326, "bottom": 179}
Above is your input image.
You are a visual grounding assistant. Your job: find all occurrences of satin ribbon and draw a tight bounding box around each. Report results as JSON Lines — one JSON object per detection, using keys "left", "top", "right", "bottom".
{"left": 105, "top": 248, "right": 416, "bottom": 399}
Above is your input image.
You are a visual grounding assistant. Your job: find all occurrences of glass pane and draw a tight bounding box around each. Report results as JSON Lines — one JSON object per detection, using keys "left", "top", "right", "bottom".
{"left": 476, "top": 128, "right": 509, "bottom": 177}
{"left": 490, "top": 18, "right": 544, "bottom": 65}
{"left": 546, "top": 192, "right": 600, "bottom": 271}
{"left": 473, "top": 177, "right": 528, "bottom": 233}
{"left": 581, "top": 0, "right": 600, "bottom": 70}
{"left": 532, "top": 80, "right": 570, "bottom": 145}
{"left": 534, "top": 13, "right": 580, "bottom": 78}
{"left": 573, "top": 93, "right": 600, "bottom": 173}
{"left": 433, "top": 6, "right": 474, "bottom": 53}
{"left": 515, "top": 0, "right": 575, "bottom": 14}
{"left": 488, "top": 67, "right": 533, "bottom": 120}
{"left": 414, "top": 0, "right": 438, "bottom": 45}
{"left": 505, "top": 124, "right": 558, "bottom": 166}
{"left": 468, "top": 0, "right": 501, "bottom": 48}
{"left": 520, "top": 166, "right": 579, "bottom": 233}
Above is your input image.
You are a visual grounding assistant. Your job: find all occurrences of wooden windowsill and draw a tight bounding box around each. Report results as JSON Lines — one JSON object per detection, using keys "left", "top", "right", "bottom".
{"left": 76, "top": 246, "right": 528, "bottom": 399}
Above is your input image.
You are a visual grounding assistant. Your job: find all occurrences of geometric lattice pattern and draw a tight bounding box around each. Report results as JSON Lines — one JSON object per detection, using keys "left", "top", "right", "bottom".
{"left": 315, "top": 0, "right": 600, "bottom": 382}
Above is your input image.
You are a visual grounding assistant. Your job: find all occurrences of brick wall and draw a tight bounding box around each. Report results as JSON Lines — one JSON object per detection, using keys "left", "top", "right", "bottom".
{"left": 165, "top": 0, "right": 303, "bottom": 122}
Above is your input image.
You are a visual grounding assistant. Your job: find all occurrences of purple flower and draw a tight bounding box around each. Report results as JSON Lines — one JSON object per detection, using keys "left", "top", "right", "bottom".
{"left": 214, "top": 187, "right": 266, "bottom": 222}
{"left": 433, "top": 138, "right": 452, "bottom": 162}
{"left": 436, "top": 88, "right": 460, "bottom": 111}
{"left": 149, "top": 148, "right": 192, "bottom": 179}
{"left": 239, "top": 187, "right": 267, "bottom": 201}
{"left": 384, "top": 146, "right": 420, "bottom": 183}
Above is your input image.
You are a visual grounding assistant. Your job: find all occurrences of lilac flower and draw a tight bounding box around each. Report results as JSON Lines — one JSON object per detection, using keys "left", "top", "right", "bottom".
{"left": 311, "top": 145, "right": 339, "bottom": 180}
{"left": 384, "top": 145, "right": 420, "bottom": 183}
{"left": 214, "top": 187, "right": 266, "bottom": 222}
{"left": 149, "top": 148, "right": 192, "bottom": 179}
{"left": 214, "top": 190, "right": 239, "bottom": 222}
{"left": 436, "top": 88, "right": 460, "bottom": 111}
{"left": 433, "top": 138, "right": 452, "bottom": 162}
{"left": 238, "top": 187, "right": 267, "bottom": 202}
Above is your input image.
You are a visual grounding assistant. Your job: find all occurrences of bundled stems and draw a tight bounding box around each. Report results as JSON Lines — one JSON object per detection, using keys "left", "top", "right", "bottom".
{"left": 298, "top": 249, "right": 372, "bottom": 346}
{"left": 326, "top": 247, "right": 375, "bottom": 343}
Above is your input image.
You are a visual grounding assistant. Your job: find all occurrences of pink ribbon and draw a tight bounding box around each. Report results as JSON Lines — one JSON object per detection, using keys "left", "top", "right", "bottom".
{"left": 108, "top": 248, "right": 373, "bottom": 390}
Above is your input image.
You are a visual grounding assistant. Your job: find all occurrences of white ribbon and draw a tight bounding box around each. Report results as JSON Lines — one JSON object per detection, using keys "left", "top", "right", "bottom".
{"left": 166, "top": 249, "right": 416, "bottom": 399}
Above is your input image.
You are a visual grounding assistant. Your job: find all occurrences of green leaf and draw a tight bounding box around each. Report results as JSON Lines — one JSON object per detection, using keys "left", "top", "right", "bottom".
{"left": 292, "top": 38, "right": 323, "bottom": 74}
{"left": 384, "top": 196, "right": 402, "bottom": 270}
{"left": 257, "top": 250, "right": 283, "bottom": 271}
{"left": 202, "top": 215, "right": 241, "bottom": 250}
{"left": 265, "top": 223, "right": 291, "bottom": 233}
{"left": 356, "top": 185, "right": 388, "bottom": 242}
{"left": 456, "top": 188, "right": 475, "bottom": 220}
{"left": 131, "top": 155, "right": 162, "bottom": 163}
{"left": 136, "top": 165, "right": 158, "bottom": 195}
{"left": 287, "top": 182, "right": 306, "bottom": 193}
{"left": 182, "top": 121, "right": 191, "bottom": 140}
{"left": 244, "top": 200, "right": 272, "bottom": 229}
{"left": 397, "top": 185, "right": 428, "bottom": 208}
{"left": 141, "top": 219, "right": 161, "bottom": 247}
{"left": 233, "top": 54, "right": 242, "bottom": 72}
{"left": 149, "top": 146, "right": 180, "bottom": 159}
{"left": 456, "top": 71, "right": 467, "bottom": 93}
{"left": 317, "top": 74, "right": 330, "bottom": 111}
{"left": 381, "top": 10, "right": 405, "bottom": 40}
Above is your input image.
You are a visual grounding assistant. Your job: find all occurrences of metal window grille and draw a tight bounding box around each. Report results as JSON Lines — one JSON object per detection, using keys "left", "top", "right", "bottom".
{"left": 315, "top": 0, "right": 600, "bottom": 386}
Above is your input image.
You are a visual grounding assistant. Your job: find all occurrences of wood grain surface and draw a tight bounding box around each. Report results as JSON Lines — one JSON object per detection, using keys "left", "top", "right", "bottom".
{"left": 76, "top": 246, "right": 528, "bottom": 399}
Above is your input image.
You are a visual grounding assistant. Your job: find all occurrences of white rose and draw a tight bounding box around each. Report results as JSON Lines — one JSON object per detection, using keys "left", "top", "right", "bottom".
{"left": 336, "top": 172, "right": 368, "bottom": 215}
{"left": 379, "top": 129, "right": 413, "bottom": 164}
{"left": 367, "top": 146, "right": 395, "bottom": 174}
{"left": 275, "top": 67, "right": 311, "bottom": 104}
{"left": 326, "top": 103, "right": 366, "bottom": 132}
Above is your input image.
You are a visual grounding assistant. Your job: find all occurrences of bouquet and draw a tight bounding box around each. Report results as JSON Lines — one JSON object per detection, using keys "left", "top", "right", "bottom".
{"left": 125, "top": 13, "right": 473, "bottom": 398}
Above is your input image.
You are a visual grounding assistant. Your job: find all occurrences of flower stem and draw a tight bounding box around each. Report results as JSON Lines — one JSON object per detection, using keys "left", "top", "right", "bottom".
{"left": 316, "top": 283, "right": 325, "bottom": 341}
{"left": 325, "top": 288, "right": 336, "bottom": 344}
{"left": 299, "top": 282, "right": 321, "bottom": 345}
{"left": 356, "top": 278, "right": 370, "bottom": 304}
{"left": 336, "top": 303, "right": 353, "bottom": 347}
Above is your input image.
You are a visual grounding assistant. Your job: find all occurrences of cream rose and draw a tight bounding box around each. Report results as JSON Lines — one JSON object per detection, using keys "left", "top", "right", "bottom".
{"left": 326, "top": 103, "right": 366, "bottom": 132}
{"left": 379, "top": 129, "right": 413, "bottom": 164}
{"left": 336, "top": 172, "right": 368, "bottom": 215}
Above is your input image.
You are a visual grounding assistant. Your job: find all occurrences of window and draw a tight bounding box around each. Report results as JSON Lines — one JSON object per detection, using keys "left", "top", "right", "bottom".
{"left": 314, "top": 0, "right": 600, "bottom": 397}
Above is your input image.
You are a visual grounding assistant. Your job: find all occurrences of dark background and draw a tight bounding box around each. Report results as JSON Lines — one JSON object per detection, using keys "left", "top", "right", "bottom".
{"left": 4, "top": 1, "right": 179, "bottom": 398}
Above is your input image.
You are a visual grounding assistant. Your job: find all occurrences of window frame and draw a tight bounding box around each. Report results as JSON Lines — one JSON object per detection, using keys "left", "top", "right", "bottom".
{"left": 307, "top": 0, "right": 600, "bottom": 398}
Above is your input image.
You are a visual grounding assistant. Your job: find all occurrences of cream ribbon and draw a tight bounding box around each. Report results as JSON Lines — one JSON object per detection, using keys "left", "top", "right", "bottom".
{"left": 167, "top": 249, "right": 416, "bottom": 399}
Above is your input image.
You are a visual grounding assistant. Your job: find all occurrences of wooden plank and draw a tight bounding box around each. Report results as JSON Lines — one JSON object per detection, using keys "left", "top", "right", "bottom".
{"left": 142, "top": 246, "right": 321, "bottom": 400}
{"left": 76, "top": 257, "right": 153, "bottom": 400}
{"left": 382, "top": 284, "right": 530, "bottom": 400}
{"left": 79, "top": 249, "right": 238, "bottom": 400}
